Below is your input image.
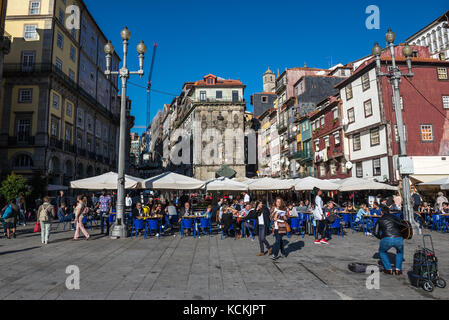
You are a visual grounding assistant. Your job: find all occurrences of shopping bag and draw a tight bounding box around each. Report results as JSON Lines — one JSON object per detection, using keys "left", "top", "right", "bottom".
{"left": 34, "top": 221, "right": 41, "bottom": 233}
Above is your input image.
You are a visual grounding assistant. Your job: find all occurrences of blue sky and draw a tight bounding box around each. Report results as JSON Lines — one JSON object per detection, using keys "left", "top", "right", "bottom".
{"left": 85, "top": 0, "right": 448, "bottom": 136}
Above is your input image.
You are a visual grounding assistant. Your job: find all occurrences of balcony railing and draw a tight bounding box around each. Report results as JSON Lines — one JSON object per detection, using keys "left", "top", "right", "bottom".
{"left": 294, "top": 150, "right": 313, "bottom": 161}
{"left": 8, "top": 135, "right": 35, "bottom": 146}
{"left": 64, "top": 141, "right": 76, "bottom": 153}
{"left": 49, "top": 137, "right": 63, "bottom": 149}
{"left": 192, "top": 97, "right": 245, "bottom": 104}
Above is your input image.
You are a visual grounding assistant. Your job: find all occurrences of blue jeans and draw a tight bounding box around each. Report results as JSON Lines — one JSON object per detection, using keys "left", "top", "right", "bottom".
{"left": 100, "top": 212, "right": 109, "bottom": 234}
{"left": 162, "top": 215, "right": 171, "bottom": 230}
{"left": 379, "top": 237, "right": 404, "bottom": 271}
{"left": 272, "top": 230, "right": 285, "bottom": 257}
{"left": 18, "top": 209, "right": 26, "bottom": 224}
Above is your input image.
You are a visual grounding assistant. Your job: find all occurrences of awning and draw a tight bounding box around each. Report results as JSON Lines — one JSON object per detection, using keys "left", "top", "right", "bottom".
{"left": 294, "top": 177, "right": 339, "bottom": 191}
{"left": 205, "top": 177, "right": 248, "bottom": 191}
{"left": 248, "top": 177, "right": 294, "bottom": 191}
{"left": 215, "top": 165, "right": 237, "bottom": 179}
{"left": 337, "top": 177, "right": 398, "bottom": 192}
{"left": 144, "top": 172, "right": 205, "bottom": 190}
{"left": 411, "top": 174, "right": 449, "bottom": 184}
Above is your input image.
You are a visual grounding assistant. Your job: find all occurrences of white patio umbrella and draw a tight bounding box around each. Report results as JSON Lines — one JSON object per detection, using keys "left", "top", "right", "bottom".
{"left": 419, "top": 177, "right": 449, "bottom": 187}
{"left": 144, "top": 172, "right": 205, "bottom": 190}
{"left": 248, "top": 177, "right": 294, "bottom": 191}
{"left": 205, "top": 177, "right": 248, "bottom": 191}
{"left": 442, "top": 184, "right": 449, "bottom": 190}
{"left": 337, "top": 177, "right": 398, "bottom": 192}
{"left": 70, "top": 171, "right": 144, "bottom": 190}
{"left": 294, "top": 177, "right": 339, "bottom": 191}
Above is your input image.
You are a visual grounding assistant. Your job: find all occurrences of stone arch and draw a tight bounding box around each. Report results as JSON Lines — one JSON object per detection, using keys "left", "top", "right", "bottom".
{"left": 11, "top": 152, "right": 34, "bottom": 169}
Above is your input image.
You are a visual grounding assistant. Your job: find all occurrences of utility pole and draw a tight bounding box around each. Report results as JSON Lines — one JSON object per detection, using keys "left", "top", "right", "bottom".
{"left": 372, "top": 29, "right": 421, "bottom": 234}
{"left": 104, "top": 27, "right": 146, "bottom": 238}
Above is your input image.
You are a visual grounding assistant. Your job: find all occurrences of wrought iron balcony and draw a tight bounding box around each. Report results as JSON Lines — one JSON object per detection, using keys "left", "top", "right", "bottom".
{"left": 49, "top": 137, "right": 63, "bottom": 149}
{"left": 8, "top": 135, "right": 35, "bottom": 146}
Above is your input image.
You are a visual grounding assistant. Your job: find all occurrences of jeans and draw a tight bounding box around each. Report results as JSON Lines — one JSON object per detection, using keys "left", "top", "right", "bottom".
{"left": 18, "top": 209, "right": 26, "bottom": 224}
{"left": 100, "top": 212, "right": 109, "bottom": 234}
{"left": 258, "top": 225, "right": 270, "bottom": 253}
{"left": 162, "top": 215, "right": 171, "bottom": 230}
{"left": 40, "top": 222, "right": 51, "bottom": 244}
{"left": 379, "top": 237, "right": 404, "bottom": 271}
{"left": 272, "top": 230, "right": 285, "bottom": 257}
{"left": 315, "top": 220, "right": 328, "bottom": 240}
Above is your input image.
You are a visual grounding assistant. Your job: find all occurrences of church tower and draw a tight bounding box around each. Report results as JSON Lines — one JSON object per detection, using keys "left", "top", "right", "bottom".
{"left": 263, "top": 67, "right": 275, "bottom": 93}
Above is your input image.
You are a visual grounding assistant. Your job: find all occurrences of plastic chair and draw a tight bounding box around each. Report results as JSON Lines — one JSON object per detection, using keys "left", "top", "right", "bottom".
{"left": 327, "top": 218, "right": 343, "bottom": 238}
{"left": 180, "top": 218, "right": 195, "bottom": 238}
{"left": 81, "top": 215, "right": 93, "bottom": 230}
{"left": 109, "top": 214, "right": 116, "bottom": 224}
{"left": 342, "top": 214, "right": 353, "bottom": 229}
{"left": 131, "top": 219, "right": 144, "bottom": 238}
{"left": 220, "top": 222, "right": 237, "bottom": 240}
{"left": 145, "top": 219, "right": 161, "bottom": 239}
{"left": 431, "top": 214, "right": 441, "bottom": 232}
{"left": 289, "top": 217, "right": 303, "bottom": 238}
{"left": 199, "top": 218, "right": 211, "bottom": 236}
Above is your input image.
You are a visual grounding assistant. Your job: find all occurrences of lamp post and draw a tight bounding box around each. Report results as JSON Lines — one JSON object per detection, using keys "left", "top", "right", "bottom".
{"left": 104, "top": 27, "right": 146, "bottom": 238}
{"left": 372, "top": 29, "right": 421, "bottom": 234}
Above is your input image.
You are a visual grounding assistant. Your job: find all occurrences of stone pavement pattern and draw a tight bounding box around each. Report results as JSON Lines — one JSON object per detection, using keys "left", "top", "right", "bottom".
{"left": 0, "top": 223, "right": 449, "bottom": 300}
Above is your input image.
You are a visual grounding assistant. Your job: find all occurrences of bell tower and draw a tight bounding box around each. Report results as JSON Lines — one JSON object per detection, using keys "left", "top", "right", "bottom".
{"left": 263, "top": 67, "right": 275, "bottom": 92}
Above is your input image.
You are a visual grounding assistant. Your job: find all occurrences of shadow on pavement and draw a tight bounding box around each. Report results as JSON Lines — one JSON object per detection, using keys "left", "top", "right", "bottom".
{"left": 0, "top": 246, "right": 41, "bottom": 256}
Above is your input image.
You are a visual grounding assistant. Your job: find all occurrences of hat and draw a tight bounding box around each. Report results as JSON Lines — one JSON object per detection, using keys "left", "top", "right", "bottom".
{"left": 438, "top": 192, "right": 444, "bottom": 196}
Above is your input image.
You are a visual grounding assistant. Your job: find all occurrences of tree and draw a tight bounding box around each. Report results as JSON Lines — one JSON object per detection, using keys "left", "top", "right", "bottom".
{"left": 0, "top": 172, "right": 30, "bottom": 203}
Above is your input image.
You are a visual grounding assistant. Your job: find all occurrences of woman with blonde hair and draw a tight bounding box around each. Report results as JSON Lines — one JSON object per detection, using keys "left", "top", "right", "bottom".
{"left": 270, "top": 197, "right": 288, "bottom": 260}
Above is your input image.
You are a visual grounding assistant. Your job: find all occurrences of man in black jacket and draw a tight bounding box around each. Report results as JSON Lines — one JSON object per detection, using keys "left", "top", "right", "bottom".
{"left": 373, "top": 206, "right": 404, "bottom": 275}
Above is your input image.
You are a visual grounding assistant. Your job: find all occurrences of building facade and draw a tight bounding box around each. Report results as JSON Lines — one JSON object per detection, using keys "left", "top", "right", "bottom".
{"left": 0, "top": 0, "right": 121, "bottom": 185}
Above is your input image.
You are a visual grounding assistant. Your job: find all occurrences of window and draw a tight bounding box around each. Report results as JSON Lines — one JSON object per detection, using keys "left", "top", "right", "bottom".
{"left": 51, "top": 118, "right": 59, "bottom": 137}
{"left": 333, "top": 131, "right": 340, "bottom": 145}
{"left": 320, "top": 116, "right": 325, "bottom": 127}
{"left": 21, "top": 51, "right": 35, "bottom": 71}
{"left": 29, "top": 1, "right": 40, "bottom": 14}
{"left": 353, "top": 133, "right": 361, "bottom": 151}
{"left": 17, "top": 119, "right": 31, "bottom": 142}
{"left": 392, "top": 96, "right": 403, "bottom": 110}
{"left": 18, "top": 89, "right": 32, "bottom": 103}
{"left": 70, "top": 45, "right": 76, "bottom": 61}
{"left": 55, "top": 58, "right": 62, "bottom": 71}
{"left": 362, "top": 73, "right": 370, "bottom": 91}
{"left": 53, "top": 93, "right": 60, "bottom": 109}
{"left": 324, "top": 136, "right": 329, "bottom": 148}
{"left": 370, "top": 127, "right": 380, "bottom": 146}
{"left": 66, "top": 101, "right": 73, "bottom": 117}
{"left": 216, "top": 91, "right": 222, "bottom": 99}
{"left": 319, "top": 165, "right": 325, "bottom": 177}
{"left": 330, "top": 162, "right": 337, "bottom": 176}
{"left": 347, "top": 108, "right": 355, "bottom": 124}
{"left": 65, "top": 124, "right": 72, "bottom": 141}
{"left": 24, "top": 25, "right": 38, "bottom": 40}
{"left": 311, "top": 121, "right": 315, "bottom": 131}
{"left": 332, "top": 108, "right": 338, "bottom": 119}
{"left": 345, "top": 84, "right": 353, "bottom": 100}
{"left": 373, "top": 158, "right": 381, "bottom": 176}
{"left": 199, "top": 91, "right": 206, "bottom": 101}
{"left": 364, "top": 99, "right": 373, "bottom": 117}
{"left": 442, "top": 96, "right": 449, "bottom": 109}
{"left": 420, "top": 125, "right": 433, "bottom": 142}
{"left": 356, "top": 162, "right": 363, "bottom": 178}
{"left": 394, "top": 124, "right": 407, "bottom": 142}
{"left": 59, "top": 8, "right": 65, "bottom": 23}
{"left": 438, "top": 68, "right": 448, "bottom": 80}
{"left": 261, "top": 96, "right": 268, "bottom": 103}
{"left": 232, "top": 91, "right": 239, "bottom": 102}
{"left": 14, "top": 154, "right": 33, "bottom": 168}
{"left": 77, "top": 109, "right": 84, "bottom": 128}
{"left": 69, "top": 69, "right": 75, "bottom": 81}
{"left": 314, "top": 140, "right": 320, "bottom": 152}
{"left": 57, "top": 32, "right": 64, "bottom": 49}
{"left": 341, "top": 160, "right": 347, "bottom": 173}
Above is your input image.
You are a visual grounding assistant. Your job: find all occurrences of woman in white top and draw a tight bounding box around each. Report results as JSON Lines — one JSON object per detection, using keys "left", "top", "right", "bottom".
{"left": 72, "top": 195, "right": 90, "bottom": 241}
{"left": 270, "top": 198, "right": 288, "bottom": 260}
{"left": 313, "top": 188, "right": 328, "bottom": 245}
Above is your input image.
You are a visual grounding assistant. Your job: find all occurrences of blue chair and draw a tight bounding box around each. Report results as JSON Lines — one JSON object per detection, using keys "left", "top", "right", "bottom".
{"left": 109, "top": 214, "right": 117, "bottom": 224}
{"left": 199, "top": 218, "right": 212, "bottom": 236}
{"left": 327, "top": 218, "right": 343, "bottom": 238}
{"left": 145, "top": 219, "right": 161, "bottom": 239}
{"left": 242, "top": 219, "right": 257, "bottom": 239}
{"left": 431, "top": 214, "right": 441, "bottom": 232}
{"left": 81, "top": 215, "right": 93, "bottom": 230}
{"left": 342, "top": 214, "right": 353, "bottom": 229}
{"left": 289, "top": 217, "right": 303, "bottom": 238}
{"left": 180, "top": 218, "right": 195, "bottom": 238}
{"left": 131, "top": 219, "right": 144, "bottom": 238}
{"left": 220, "top": 222, "right": 237, "bottom": 240}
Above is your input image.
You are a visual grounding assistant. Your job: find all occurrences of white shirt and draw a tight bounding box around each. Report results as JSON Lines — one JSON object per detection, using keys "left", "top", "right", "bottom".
{"left": 167, "top": 205, "right": 177, "bottom": 216}
{"left": 244, "top": 194, "right": 250, "bottom": 203}
{"left": 313, "top": 195, "right": 324, "bottom": 221}
{"left": 258, "top": 213, "right": 264, "bottom": 225}
{"left": 125, "top": 197, "right": 132, "bottom": 207}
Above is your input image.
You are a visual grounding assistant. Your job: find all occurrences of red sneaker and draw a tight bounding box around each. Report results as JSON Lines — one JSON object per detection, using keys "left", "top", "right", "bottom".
{"left": 320, "top": 239, "right": 329, "bottom": 245}
{"left": 314, "top": 239, "right": 321, "bottom": 244}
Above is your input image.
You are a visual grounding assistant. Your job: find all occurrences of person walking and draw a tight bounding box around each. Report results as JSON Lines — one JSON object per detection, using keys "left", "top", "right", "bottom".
{"left": 255, "top": 201, "right": 271, "bottom": 256}
{"left": 373, "top": 206, "right": 404, "bottom": 275}
{"left": 270, "top": 198, "right": 288, "bottom": 260}
{"left": 73, "top": 195, "right": 90, "bottom": 241}
{"left": 16, "top": 193, "right": 27, "bottom": 226}
{"left": 2, "top": 199, "right": 18, "bottom": 239}
{"left": 96, "top": 189, "right": 112, "bottom": 235}
{"left": 36, "top": 196, "right": 55, "bottom": 244}
{"left": 313, "top": 187, "right": 328, "bottom": 245}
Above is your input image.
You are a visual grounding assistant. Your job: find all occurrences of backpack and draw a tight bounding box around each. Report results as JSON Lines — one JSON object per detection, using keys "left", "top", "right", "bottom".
{"left": 2, "top": 205, "right": 12, "bottom": 219}
{"left": 348, "top": 262, "right": 385, "bottom": 273}
{"left": 38, "top": 204, "right": 51, "bottom": 222}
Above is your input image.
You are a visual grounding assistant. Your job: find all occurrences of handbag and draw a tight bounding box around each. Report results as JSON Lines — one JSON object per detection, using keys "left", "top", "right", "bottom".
{"left": 285, "top": 222, "right": 291, "bottom": 233}
{"left": 34, "top": 221, "right": 41, "bottom": 233}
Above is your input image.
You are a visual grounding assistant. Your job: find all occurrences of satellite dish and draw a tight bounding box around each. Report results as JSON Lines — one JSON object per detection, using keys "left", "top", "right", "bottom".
{"left": 345, "top": 161, "right": 353, "bottom": 170}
